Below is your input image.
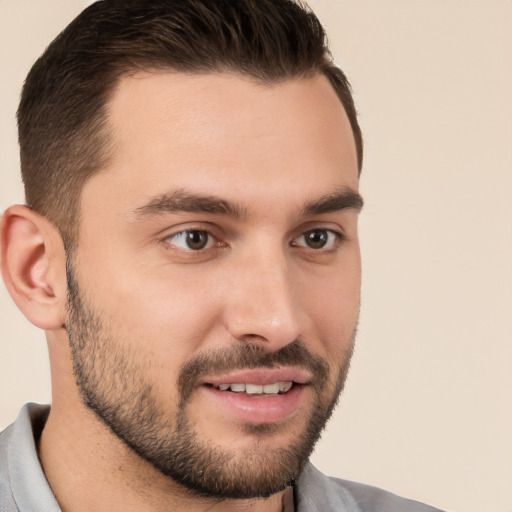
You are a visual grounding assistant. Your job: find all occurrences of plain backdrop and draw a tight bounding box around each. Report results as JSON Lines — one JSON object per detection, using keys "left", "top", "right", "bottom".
{"left": 1, "top": 1, "right": 511, "bottom": 511}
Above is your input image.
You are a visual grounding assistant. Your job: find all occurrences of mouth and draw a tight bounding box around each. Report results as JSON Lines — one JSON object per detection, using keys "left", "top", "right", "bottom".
{"left": 207, "top": 381, "right": 295, "bottom": 395}
{"left": 199, "top": 368, "right": 311, "bottom": 424}
{"left": 203, "top": 367, "right": 311, "bottom": 393}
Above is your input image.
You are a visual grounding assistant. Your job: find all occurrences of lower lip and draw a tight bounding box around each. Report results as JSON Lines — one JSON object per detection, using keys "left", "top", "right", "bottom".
{"left": 202, "top": 385, "right": 306, "bottom": 424}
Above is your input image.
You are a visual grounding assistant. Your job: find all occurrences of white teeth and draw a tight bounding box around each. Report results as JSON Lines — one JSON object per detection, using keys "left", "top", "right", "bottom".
{"left": 279, "top": 382, "right": 293, "bottom": 393}
{"left": 262, "top": 383, "right": 280, "bottom": 394}
{"left": 216, "top": 381, "right": 294, "bottom": 394}
{"left": 246, "top": 384, "right": 263, "bottom": 394}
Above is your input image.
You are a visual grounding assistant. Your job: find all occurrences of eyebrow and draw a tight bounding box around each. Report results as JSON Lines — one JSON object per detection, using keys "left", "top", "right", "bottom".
{"left": 301, "top": 189, "right": 364, "bottom": 216}
{"left": 134, "top": 189, "right": 247, "bottom": 219}
{"left": 134, "top": 187, "right": 363, "bottom": 220}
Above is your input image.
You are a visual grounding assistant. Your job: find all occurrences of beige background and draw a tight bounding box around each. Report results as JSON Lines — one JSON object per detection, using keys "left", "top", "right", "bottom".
{"left": 1, "top": 1, "right": 511, "bottom": 511}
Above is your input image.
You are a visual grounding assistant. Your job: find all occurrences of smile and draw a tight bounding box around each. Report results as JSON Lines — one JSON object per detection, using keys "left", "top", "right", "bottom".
{"left": 199, "top": 369, "right": 311, "bottom": 424}
{"left": 213, "top": 381, "right": 294, "bottom": 394}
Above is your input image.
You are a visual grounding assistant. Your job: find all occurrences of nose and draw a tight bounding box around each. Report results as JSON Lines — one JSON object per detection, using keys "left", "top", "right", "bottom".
{"left": 223, "top": 249, "right": 304, "bottom": 350}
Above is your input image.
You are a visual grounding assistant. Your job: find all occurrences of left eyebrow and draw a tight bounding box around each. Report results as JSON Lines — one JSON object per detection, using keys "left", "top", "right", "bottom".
{"left": 301, "top": 189, "right": 364, "bottom": 216}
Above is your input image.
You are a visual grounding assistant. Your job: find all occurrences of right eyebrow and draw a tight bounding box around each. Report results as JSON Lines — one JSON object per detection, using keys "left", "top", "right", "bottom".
{"left": 134, "top": 189, "right": 247, "bottom": 220}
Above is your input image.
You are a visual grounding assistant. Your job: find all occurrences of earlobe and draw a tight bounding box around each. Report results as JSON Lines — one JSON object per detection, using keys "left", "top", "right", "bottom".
{"left": 1, "top": 205, "right": 67, "bottom": 330}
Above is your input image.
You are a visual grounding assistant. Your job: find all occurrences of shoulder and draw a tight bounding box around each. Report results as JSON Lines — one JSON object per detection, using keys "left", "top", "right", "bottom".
{"left": 0, "top": 422, "right": 19, "bottom": 511}
{"left": 296, "top": 463, "right": 446, "bottom": 512}
{"left": 0, "top": 403, "right": 54, "bottom": 512}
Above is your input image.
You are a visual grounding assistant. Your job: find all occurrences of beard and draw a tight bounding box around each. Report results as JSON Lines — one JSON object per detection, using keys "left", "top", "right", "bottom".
{"left": 65, "top": 262, "right": 356, "bottom": 500}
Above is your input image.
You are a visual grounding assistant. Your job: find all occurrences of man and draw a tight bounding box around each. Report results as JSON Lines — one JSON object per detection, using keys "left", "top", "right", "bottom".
{"left": 0, "top": 1, "right": 444, "bottom": 511}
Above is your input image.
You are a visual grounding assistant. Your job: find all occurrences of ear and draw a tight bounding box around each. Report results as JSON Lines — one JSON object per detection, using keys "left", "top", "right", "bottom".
{"left": 1, "top": 205, "right": 67, "bottom": 330}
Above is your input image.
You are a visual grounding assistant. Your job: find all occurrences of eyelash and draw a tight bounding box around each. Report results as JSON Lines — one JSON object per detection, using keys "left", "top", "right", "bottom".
{"left": 291, "top": 229, "right": 343, "bottom": 251}
{"left": 162, "top": 227, "right": 344, "bottom": 253}
{"left": 163, "top": 228, "right": 221, "bottom": 252}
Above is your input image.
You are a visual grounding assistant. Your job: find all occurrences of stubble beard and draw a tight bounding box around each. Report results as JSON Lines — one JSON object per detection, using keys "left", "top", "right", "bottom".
{"left": 65, "top": 263, "right": 356, "bottom": 499}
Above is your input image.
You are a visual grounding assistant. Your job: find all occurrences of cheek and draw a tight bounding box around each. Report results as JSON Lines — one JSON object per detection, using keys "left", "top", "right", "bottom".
{"left": 301, "top": 258, "right": 361, "bottom": 351}
{"left": 86, "top": 262, "right": 225, "bottom": 360}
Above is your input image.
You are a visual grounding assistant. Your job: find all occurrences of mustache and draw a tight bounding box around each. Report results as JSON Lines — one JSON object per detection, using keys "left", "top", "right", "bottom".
{"left": 177, "top": 340, "right": 330, "bottom": 406}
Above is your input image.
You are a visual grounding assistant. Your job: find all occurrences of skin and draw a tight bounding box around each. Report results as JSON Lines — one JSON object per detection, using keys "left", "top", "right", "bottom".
{"left": 1, "top": 72, "right": 361, "bottom": 511}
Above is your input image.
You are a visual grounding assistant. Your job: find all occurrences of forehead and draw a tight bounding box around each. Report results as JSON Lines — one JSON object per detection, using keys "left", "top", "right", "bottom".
{"left": 83, "top": 71, "right": 358, "bottom": 217}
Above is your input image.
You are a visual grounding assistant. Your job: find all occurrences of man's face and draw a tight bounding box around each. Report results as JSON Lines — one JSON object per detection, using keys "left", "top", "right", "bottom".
{"left": 66, "top": 72, "right": 361, "bottom": 498}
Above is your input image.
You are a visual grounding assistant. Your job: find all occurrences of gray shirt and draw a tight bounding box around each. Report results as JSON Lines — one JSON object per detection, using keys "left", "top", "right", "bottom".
{"left": 1, "top": 403, "right": 445, "bottom": 511}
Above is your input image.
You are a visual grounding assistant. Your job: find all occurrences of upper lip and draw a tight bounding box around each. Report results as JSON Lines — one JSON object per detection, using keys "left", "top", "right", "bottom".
{"left": 202, "top": 367, "right": 313, "bottom": 387}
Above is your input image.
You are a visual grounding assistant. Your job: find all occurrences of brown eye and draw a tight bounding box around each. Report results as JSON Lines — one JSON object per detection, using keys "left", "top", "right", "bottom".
{"left": 293, "top": 229, "right": 338, "bottom": 250}
{"left": 304, "top": 230, "right": 328, "bottom": 249}
{"left": 167, "top": 230, "right": 213, "bottom": 251}
{"left": 185, "top": 231, "right": 209, "bottom": 250}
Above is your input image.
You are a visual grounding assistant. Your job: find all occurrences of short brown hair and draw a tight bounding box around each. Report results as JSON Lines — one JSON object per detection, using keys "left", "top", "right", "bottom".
{"left": 18, "top": 0, "right": 363, "bottom": 247}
